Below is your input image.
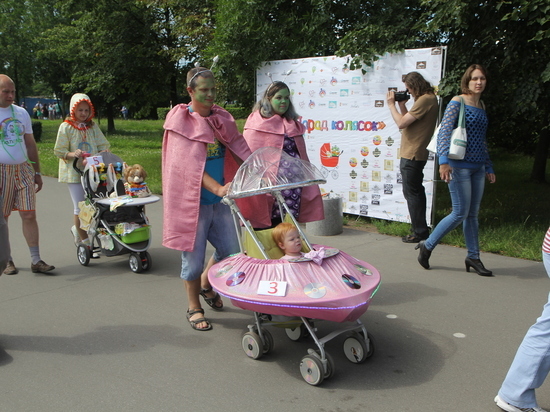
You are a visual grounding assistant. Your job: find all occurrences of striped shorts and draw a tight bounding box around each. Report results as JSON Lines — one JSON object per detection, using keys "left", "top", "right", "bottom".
{"left": 0, "top": 163, "right": 36, "bottom": 217}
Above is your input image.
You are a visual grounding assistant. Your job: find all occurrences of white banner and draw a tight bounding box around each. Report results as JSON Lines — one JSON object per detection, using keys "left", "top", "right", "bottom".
{"left": 256, "top": 47, "right": 446, "bottom": 225}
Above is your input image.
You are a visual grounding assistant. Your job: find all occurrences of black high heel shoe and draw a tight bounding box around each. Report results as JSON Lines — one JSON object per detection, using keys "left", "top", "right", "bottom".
{"left": 465, "top": 257, "right": 493, "bottom": 276}
{"left": 415, "top": 240, "right": 432, "bottom": 269}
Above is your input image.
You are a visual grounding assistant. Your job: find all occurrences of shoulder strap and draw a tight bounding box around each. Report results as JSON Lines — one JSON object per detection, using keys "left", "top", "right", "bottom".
{"left": 458, "top": 96, "right": 466, "bottom": 128}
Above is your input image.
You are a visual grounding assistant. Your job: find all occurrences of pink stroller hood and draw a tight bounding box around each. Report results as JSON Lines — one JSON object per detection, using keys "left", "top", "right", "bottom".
{"left": 209, "top": 246, "right": 381, "bottom": 323}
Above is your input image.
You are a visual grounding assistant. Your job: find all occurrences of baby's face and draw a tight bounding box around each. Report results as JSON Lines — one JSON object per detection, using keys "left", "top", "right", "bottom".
{"left": 280, "top": 229, "right": 302, "bottom": 255}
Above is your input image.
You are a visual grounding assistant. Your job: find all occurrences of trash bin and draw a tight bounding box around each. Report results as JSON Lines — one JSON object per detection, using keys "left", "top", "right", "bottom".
{"left": 306, "top": 196, "right": 343, "bottom": 236}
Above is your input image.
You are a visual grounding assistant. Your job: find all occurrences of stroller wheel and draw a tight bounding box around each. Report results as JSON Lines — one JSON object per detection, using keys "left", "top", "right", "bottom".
{"left": 139, "top": 251, "right": 152, "bottom": 271}
{"left": 242, "top": 331, "right": 263, "bottom": 360}
{"left": 260, "top": 328, "right": 274, "bottom": 354}
{"left": 323, "top": 351, "right": 335, "bottom": 379}
{"left": 343, "top": 331, "right": 373, "bottom": 364}
{"left": 77, "top": 244, "right": 91, "bottom": 266}
{"left": 300, "top": 354, "right": 324, "bottom": 386}
{"left": 129, "top": 253, "right": 144, "bottom": 273}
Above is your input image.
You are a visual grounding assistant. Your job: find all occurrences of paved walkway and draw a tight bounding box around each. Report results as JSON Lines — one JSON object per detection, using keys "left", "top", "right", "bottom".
{"left": 0, "top": 177, "right": 548, "bottom": 411}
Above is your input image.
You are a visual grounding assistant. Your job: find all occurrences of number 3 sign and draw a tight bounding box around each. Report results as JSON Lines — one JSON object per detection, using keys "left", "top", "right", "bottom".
{"left": 257, "top": 281, "right": 287, "bottom": 297}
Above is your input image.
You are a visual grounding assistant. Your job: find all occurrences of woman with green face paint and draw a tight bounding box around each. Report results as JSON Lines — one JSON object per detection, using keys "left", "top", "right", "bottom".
{"left": 238, "top": 81, "right": 324, "bottom": 229}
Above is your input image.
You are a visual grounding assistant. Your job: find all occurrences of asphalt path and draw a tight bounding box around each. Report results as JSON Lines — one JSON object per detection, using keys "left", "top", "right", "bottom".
{"left": 1, "top": 176, "right": 549, "bottom": 412}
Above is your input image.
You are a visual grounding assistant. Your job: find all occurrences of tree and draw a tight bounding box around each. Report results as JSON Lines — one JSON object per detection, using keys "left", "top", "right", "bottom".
{"left": 37, "top": 0, "right": 173, "bottom": 131}
{"left": 209, "top": 0, "right": 382, "bottom": 107}
{"left": 338, "top": 0, "right": 550, "bottom": 182}
{"left": 144, "top": 0, "right": 216, "bottom": 105}
{"left": 0, "top": 0, "right": 59, "bottom": 101}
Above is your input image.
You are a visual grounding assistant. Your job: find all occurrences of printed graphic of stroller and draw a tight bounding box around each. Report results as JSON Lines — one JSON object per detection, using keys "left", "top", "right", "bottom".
{"left": 208, "top": 147, "right": 381, "bottom": 385}
{"left": 319, "top": 142, "right": 341, "bottom": 180}
{"left": 73, "top": 153, "right": 159, "bottom": 273}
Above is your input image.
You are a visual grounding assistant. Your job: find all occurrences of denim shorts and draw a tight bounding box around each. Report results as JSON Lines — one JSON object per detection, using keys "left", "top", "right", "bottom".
{"left": 180, "top": 202, "right": 239, "bottom": 281}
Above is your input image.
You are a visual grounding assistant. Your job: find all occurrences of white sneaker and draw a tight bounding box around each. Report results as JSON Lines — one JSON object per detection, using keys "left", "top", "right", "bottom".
{"left": 71, "top": 225, "right": 80, "bottom": 246}
{"left": 495, "top": 395, "right": 548, "bottom": 412}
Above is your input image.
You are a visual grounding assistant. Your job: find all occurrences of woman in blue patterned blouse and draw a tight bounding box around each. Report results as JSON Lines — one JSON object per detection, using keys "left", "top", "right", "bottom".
{"left": 416, "top": 64, "right": 496, "bottom": 276}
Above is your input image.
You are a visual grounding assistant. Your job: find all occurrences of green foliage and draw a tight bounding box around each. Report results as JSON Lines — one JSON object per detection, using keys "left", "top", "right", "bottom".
{"left": 157, "top": 107, "right": 171, "bottom": 120}
{"left": 209, "top": 0, "right": 374, "bottom": 106}
{"left": 224, "top": 107, "right": 250, "bottom": 120}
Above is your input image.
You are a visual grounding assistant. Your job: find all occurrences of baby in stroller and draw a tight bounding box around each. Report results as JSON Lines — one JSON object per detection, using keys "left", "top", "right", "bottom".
{"left": 273, "top": 222, "right": 303, "bottom": 260}
{"left": 208, "top": 147, "right": 381, "bottom": 385}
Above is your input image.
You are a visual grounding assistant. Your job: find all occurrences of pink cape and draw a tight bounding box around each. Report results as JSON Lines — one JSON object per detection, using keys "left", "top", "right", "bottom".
{"left": 162, "top": 104, "right": 251, "bottom": 251}
{"left": 229, "top": 111, "right": 324, "bottom": 228}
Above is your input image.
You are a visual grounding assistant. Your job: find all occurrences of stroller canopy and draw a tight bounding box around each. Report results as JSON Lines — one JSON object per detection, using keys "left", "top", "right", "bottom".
{"left": 228, "top": 147, "right": 326, "bottom": 199}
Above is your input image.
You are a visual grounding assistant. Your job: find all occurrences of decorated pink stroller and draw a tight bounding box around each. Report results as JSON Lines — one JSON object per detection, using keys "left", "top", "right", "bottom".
{"left": 208, "top": 147, "right": 381, "bottom": 385}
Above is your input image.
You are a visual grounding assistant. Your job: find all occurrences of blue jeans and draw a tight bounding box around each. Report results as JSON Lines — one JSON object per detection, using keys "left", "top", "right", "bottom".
{"left": 498, "top": 251, "right": 550, "bottom": 408}
{"left": 180, "top": 202, "right": 239, "bottom": 281}
{"left": 400, "top": 158, "right": 429, "bottom": 238}
{"left": 424, "top": 165, "right": 485, "bottom": 259}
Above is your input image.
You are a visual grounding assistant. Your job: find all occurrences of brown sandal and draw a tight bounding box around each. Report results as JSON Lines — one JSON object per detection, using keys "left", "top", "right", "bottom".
{"left": 200, "top": 287, "right": 224, "bottom": 311}
{"left": 186, "top": 308, "right": 212, "bottom": 331}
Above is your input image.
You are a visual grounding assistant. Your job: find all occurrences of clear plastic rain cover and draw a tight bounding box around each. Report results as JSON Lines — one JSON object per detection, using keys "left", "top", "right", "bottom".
{"left": 227, "top": 147, "right": 326, "bottom": 199}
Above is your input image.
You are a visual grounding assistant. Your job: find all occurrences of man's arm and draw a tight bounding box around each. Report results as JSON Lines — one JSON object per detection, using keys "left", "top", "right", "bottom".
{"left": 24, "top": 133, "right": 43, "bottom": 192}
{"left": 202, "top": 171, "right": 230, "bottom": 197}
{"left": 387, "top": 91, "right": 417, "bottom": 129}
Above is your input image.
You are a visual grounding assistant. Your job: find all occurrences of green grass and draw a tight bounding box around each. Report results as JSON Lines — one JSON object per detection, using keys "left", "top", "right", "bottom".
{"left": 38, "top": 119, "right": 165, "bottom": 194}
{"left": 347, "top": 150, "right": 550, "bottom": 261}
{"left": 36, "top": 119, "right": 550, "bottom": 261}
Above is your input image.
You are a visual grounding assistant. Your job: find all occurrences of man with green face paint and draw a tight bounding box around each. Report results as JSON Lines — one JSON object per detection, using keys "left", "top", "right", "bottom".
{"left": 162, "top": 66, "right": 251, "bottom": 331}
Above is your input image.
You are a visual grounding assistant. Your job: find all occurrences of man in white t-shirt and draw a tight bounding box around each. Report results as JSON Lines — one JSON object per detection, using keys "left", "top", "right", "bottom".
{"left": 0, "top": 74, "right": 54, "bottom": 275}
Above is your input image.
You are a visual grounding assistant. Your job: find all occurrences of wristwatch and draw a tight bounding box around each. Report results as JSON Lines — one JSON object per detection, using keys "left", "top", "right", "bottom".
{"left": 35, "top": 172, "right": 41, "bottom": 175}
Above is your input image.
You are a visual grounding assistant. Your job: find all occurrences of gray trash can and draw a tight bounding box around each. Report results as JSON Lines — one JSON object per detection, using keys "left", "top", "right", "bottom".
{"left": 306, "top": 196, "right": 343, "bottom": 236}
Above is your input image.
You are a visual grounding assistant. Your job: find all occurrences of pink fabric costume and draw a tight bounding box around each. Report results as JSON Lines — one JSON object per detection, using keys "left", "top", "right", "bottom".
{"left": 236, "top": 111, "right": 324, "bottom": 228}
{"left": 162, "top": 104, "right": 251, "bottom": 251}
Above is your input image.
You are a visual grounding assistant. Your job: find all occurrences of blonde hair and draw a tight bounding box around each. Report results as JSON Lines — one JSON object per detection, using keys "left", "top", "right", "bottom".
{"left": 272, "top": 222, "right": 297, "bottom": 247}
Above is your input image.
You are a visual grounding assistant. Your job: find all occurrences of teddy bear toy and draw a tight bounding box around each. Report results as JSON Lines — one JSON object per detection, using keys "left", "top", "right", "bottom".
{"left": 124, "top": 164, "right": 151, "bottom": 198}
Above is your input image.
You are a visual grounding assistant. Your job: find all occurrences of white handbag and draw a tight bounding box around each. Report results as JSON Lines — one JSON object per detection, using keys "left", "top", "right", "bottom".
{"left": 427, "top": 97, "right": 467, "bottom": 160}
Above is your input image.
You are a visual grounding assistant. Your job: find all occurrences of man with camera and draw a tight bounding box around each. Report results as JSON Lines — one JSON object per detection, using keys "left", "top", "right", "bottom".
{"left": 387, "top": 72, "right": 438, "bottom": 243}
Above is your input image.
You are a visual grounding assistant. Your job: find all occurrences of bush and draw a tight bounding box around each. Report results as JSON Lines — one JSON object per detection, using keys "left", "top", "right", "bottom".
{"left": 32, "top": 121, "right": 42, "bottom": 142}
{"left": 157, "top": 107, "right": 171, "bottom": 120}
{"left": 225, "top": 107, "right": 250, "bottom": 120}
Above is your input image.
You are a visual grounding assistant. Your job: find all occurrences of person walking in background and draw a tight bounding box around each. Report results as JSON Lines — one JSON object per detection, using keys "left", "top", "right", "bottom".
{"left": 494, "top": 226, "right": 550, "bottom": 412}
{"left": 415, "top": 64, "right": 496, "bottom": 275}
{"left": 238, "top": 80, "right": 324, "bottom": 229}
{"left": 42, "top": 103, "right": 48, "bottom": 120}
{"left": 162, "top": 66, "right": 251, "bottom": 331}
{"left": 120, "top": 106, "right": 128, "bottom": 120}
{"left": 387, "top": 72, "right": 438, "bottom": 243}
{"left": 54, "top": 93, "right": 110, "bottom": 251}
{"left": 0, "top": 74, "right": 54, "bottom": 275}
{"left": 33, "top": 101, "right": 41, "bottom": 119}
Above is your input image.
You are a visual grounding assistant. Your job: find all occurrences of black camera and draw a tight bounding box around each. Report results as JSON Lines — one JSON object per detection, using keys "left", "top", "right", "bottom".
{"left": 394, "top": 91, "right": 410, "bottom": 102}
